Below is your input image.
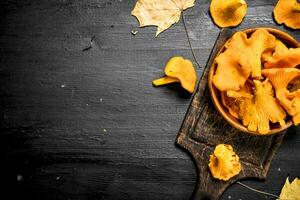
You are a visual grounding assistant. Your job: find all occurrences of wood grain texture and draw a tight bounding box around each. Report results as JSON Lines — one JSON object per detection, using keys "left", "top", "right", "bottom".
{"left": 0, "top": 0, "right": 299, "bottom": 200}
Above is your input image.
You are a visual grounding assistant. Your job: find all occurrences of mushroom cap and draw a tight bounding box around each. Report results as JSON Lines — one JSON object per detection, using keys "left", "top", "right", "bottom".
{"left": 262, "top": 68, "right": 300, "bottom": 125}
{"left": 264, "top": 47, "right": 300, "bottom": 69}
{"left": 210, "top": 0, "right": 247, "bottom": 28}
{"left": 262, "top": 39, "right": 288, "bottom": 63}
{"left": 208, "top": 144, "right": 241, "bottom": 181}
{"left": 221, "top": 81, "right": 253, "bottom": 119}
{"left": 274, "top": 0, "right": 300, "bottom": 29}
{"left": 262, "top": 68, "right": 300, "bottom": 91}
{"left": 164, "top": 56, "right": 197, "bottom": 93}
{"left": 213, "top": 29, "right": 276, "bottom": 91}
{"left": 227, "top": 79, "right": 287, "bottom": 134}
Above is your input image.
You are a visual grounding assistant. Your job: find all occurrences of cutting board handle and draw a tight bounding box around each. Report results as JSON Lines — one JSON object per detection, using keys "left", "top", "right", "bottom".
{"left": 192, "top": 188, "right": 214, "bottom": 200}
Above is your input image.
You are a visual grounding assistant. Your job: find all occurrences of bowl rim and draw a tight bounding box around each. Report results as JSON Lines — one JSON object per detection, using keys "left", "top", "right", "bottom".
{"left": 208, "top": 27, "right": 299, "bottom": 135}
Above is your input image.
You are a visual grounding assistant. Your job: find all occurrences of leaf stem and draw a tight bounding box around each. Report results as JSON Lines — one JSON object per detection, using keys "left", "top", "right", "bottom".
{"left": 237, "top": 181, "right": 279, "bottom": 199}
{"left": 181, "top": 13, "right": 201, "bottom": 68}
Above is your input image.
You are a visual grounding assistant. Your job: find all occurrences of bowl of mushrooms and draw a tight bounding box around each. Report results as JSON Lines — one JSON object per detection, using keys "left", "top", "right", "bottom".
{"left": 208, "top": 27, "right": 300, "bottom": 135}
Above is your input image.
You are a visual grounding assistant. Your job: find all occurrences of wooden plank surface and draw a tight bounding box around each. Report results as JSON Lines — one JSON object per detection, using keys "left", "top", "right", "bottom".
{"left": 0, "top": 0, "right": 299, "bottom": 199}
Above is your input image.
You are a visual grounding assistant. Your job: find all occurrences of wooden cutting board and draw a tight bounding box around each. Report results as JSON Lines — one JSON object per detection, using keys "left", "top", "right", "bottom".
{"left": 176, "top": 28, "right": 286, "bottom": 200}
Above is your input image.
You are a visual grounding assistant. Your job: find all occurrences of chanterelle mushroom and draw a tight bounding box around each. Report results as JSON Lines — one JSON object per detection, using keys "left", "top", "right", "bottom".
{"left": 221, "top": 92, "right": 240, "bottom": 119}
{"left": 264, "top": 44, "right": 300, "bottom": 69}
{"left": 222, "top": 81, "right": 253, "bottom": 119}
{"left": 213, "top": 29, "right": 276, "bottom": 91}
{"left": 152, "top": 56, "right": 197, "bottom": 93}
{"left": 210, "top": 0, "right": 247, "bottom": 28}
{"left": 274, "top": 0, "right": 300, "bottom": 29}
{"left": 262, "top": 68, "right": 300, "bottom": 125}
{"left": 208, "top": 144, "right": 241, "bottom": 181}
{"left": 261, "top": 39, "right": 287, "bottom": 63}
{"left": 227, "top": 79, "right": 286, "bottom": 134}
{"left": 287, "top": 91, "right": 300, "bottom": 125}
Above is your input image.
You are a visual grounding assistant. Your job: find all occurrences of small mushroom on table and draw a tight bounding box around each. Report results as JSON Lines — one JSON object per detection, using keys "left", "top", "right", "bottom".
{"left": 210, "top": 0, "right": 247, "bottom": 28}
{"left": 274, "top": 0, "right": 300, "bottom": 29}
{"left": 152, "top": 56, "right": 197, "bottom": 93}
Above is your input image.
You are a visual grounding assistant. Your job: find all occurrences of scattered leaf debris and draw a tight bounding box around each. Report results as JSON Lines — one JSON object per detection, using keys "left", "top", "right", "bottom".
{"left": 279, "top": 177, "right": 300, "bottom": 200}
{"left": 82, "top": 35, "right": 96, "bottom": 51}
{"left": 131, "top": 30, "right": 138, "bottom": 35}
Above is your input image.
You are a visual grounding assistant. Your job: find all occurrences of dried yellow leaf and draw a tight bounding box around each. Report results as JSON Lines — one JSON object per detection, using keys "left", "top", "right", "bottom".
{"left": 278, "top": 177, "right": 300, "bottom": 200}
{"left": 208, "top": 144, "right": 241, "bottom": 181}
{"left": 131, "top": 0, "right": 195, "bottom": 36}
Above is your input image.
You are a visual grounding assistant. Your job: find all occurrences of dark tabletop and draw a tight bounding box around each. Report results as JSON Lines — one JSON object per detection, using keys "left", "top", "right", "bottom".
{"left": 1, "top": 0, "right": 299, "bottom": 199}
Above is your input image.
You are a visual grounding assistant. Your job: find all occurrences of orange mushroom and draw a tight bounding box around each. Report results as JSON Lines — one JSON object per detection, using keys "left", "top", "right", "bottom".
{"left": 264, "top": 47, "right": 300, "bottom": 69}
{"left": 227, "top": 79, "right": 286, "bottom": 134}
{"left": 210, "top": 0, "right": 247, "bottom": 28}
{"left": 287, "top": 91, "right": 300, "bottom": 125}
{"left": 289, "top": 78, "right": 300, "bottom": 92}
{"left": 208, "top": 144, "right": 241, "bottom": 181}
{"left": 274, "top": 0, "right": 300, "bottom": 29}
{"left": 262, "top": 68, "right": 300, "bottom": 125}
{"left": 221, "top": 81, "right": 253, "bottom": 119}
{"left": 152, "top": 77, "right": 179, "bottom": 86}
{"left": 213, "top": 29, "right": 276, "bottom": 91}
{"left": 152, "top": 56, "right": 197, "bottom": 93}
{"left": 221, "top": 92, "right": 240, "bottom": 119}
{"left": 261, "top": 39, "right": 287, "bottom": 63}
{"left": 273, "top": 39, "right": 289, "bottom": 56}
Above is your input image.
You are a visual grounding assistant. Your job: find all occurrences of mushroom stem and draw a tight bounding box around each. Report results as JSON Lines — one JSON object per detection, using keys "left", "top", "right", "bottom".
{"left": 223, "top": 0, "right": 246, "bottom": 12}
{"left": 152, "top": 76, "right": 178, "bottom": 86}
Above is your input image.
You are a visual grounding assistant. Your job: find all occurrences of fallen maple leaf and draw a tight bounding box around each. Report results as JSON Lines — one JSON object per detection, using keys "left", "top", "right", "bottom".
{"left": 131, "top": 0, "right": 195, "bottom": 36}
{"left": 278, "top": 177, "right": 300, "bottom": 200}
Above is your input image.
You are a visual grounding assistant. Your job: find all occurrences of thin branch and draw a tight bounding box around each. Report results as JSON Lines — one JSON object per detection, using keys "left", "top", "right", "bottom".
{"left": 181, "top": 13, "right": 201, "bottom": 68}
{"left": 237, "top": 181, "right": 279, "bottom": 199}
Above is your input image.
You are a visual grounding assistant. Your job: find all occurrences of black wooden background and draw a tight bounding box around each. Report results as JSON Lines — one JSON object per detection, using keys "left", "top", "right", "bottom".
{"left": 1, "top": 0, "right": 299, "bottom": 199}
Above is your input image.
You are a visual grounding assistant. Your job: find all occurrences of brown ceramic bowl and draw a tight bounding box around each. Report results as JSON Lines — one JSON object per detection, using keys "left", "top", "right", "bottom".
{"left": 208, "top": 27, "right": 300, "bottom": 135}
